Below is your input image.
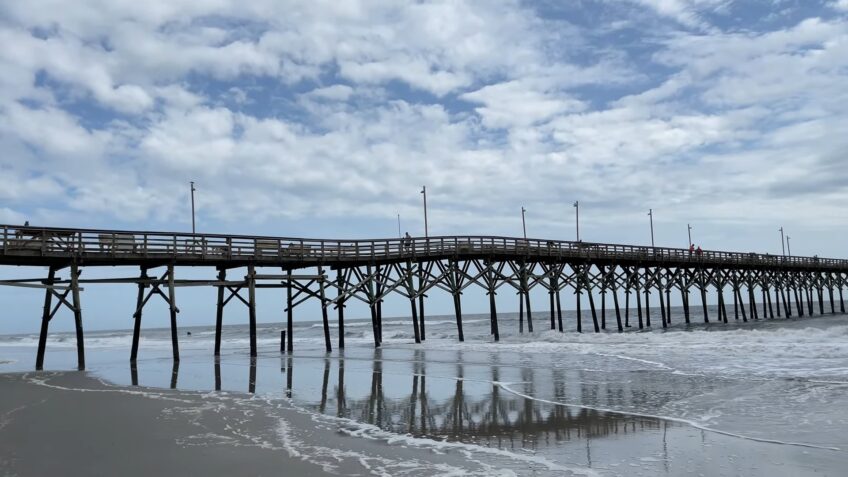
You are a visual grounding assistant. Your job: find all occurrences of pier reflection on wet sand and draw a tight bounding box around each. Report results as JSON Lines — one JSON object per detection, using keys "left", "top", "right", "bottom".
{"left": 128, "top": 347, "right": 672, "bottom": 463}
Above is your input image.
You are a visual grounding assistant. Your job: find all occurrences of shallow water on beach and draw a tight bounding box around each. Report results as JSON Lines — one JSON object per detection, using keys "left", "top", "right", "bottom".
{"left": 2, "top": 308, "right": 848, "bottom": 476}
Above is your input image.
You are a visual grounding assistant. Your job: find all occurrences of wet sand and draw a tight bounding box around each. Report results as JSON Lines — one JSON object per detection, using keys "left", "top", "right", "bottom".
{"left": 0, "top": 372, "right": 497, "bottom": 477}
{"left": 0, "top": 372, "right": 330, "bottom": 476}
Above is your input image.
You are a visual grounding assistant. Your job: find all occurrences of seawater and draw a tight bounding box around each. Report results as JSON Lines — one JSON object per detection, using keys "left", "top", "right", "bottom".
{"left": 2, "top": 307, "right": 848, "bottom": 476}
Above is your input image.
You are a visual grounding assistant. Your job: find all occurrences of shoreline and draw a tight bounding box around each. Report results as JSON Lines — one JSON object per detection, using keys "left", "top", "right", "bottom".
{"left": 0, "top": 371, "right": 555, "bottom": 476}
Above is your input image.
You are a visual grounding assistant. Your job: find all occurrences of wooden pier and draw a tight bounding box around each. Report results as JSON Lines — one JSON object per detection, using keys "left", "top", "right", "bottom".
{"left": 1, "top": 224, "right": 846, "bottom": 370}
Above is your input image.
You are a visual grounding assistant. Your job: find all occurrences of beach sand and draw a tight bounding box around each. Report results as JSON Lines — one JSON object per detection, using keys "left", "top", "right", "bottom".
{"left": 0, "top": 372, "right": 497, "bottom": 476}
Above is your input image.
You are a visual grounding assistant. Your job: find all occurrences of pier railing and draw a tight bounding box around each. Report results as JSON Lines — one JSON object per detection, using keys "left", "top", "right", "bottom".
{"left": 0, "top": 224, "right": 844, "bottom": 269}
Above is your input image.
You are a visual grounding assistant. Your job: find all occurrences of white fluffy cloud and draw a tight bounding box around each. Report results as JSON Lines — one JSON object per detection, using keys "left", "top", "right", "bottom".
{"left": 0, "top": 0, "right": 846, "bottom": 256}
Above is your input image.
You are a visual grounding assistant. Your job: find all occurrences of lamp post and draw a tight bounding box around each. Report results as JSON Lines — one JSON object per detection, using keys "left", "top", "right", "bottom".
{"left": 421, "top": 186, "right": 428, "bottom": 238}
{"left": 397, "top": 213, "right": 401, "bottom": 239}
{"left": 573, "top": 201, "right": 580, "bottom": 242}
{"left": 786, "top": 236, "right": 792, "bottom": 257}
{"left": 687, "top": 223, "right": 693, "bottom": 248}
{"left": 648, "top": 209, "right": 655, "bottom": 248}
{"left": 521, "top": 206, "right": 527, "bottom": 239}
{"left": 190, "top": 181, "right": 196, "bottom": 234}
{"left": 779, "top": 227, "right": 786, "bottom": 256}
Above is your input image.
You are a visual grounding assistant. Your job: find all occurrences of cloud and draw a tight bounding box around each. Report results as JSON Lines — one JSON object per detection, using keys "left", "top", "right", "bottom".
{"left": 0, "top": 0, "right": 845, "bottom": 259}
{"left": 306, "top": 85, "right": 355, "bottom": 101}
{"left": 624, "top": 0, "right": 730, "bottom": 29}
{"left": 461, "top": 80, "right": 587, "bottom": 129}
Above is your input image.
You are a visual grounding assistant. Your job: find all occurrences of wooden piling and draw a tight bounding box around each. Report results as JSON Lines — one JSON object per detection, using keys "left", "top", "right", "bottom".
{"left": 665, "top": 282, "right": 672, "bottom": 325}
{"left": 733, "top": 284, "right": 739, "bottom": 320}
{"left": 636, "top": 285, "right": 643, "bottom": 329}
{"left": 215, "top": 358, "right": 221, "bottom": 391}
{"left": 319, "top": 267, "right": 331, "bottom": 353}
{"left": 518, "top": 288, "right": 524, "bottom": 333}
{"left": 555, "top": 287, "right": 564, "bottom": 332}
{"left": 337, "top": 269, "right": 345, "bottom": 349}
{"left": 766, "top": 286, "right": 775, "bottom": 319}
{"left": 612, "top": 285, "right": 623, "bottom": 332}
{"left": 418, "top": 265, "right": 426, "bottom": 341}
{"left": 780, "top": 285, "right": 790, "bottom": 317}
{"left": 369, "top": 305, "right": 380, "bottom": 347}
{"left": 131, "top": 267, "right": 149, "bottom": 362}
{"left": 407, "top": 261, "right": 421, "bottom": 343}
{"left": 489, "top": 288, "right": 499, "bottom": 341}
{"left": 827, "top": 275, "right": 835, "bottom": 314}
{"left": 736, "top": 286, "right": 748, "bottom": 322}
{"left": 753, "top": 285, "right": 761, "bottom": 320}
{"left": 700, "top": 279, "right": 709, "bottom": 324}
{"left": 35, "top": 266, "right": 57, "bottom": 371}
{"left": 587, "top": 286, "right": 600, "bottom": 333}
{"left": 549, "top": 277, "right": 556, "bottom": 331}
{"left": 452, "top": 261, "right": 463, "bottom": 341}
{"left": 71, "top": 263, "right": 85, "bottom": 370}
{"left": 249, "top": 358, "right": 257, "bottom": 394}
{"left": 601, "top": 287, "right": 607, "bottom": 330}
{"left": 366, "top": 264, "right": 379, "bottom": 348}
{"left": 375, "top": 265, "right": 383, "bottom": 343}
{"left": 286, "top": 269, "right": 294, "bottom": 354}
{"left": 645, "top": 289, "right": 652, "bottom": 328}
{"left": 248, "top": 264, "right": 257, "bottom": 357}
{"left": 524, "top": 276, "right": 534, "bottom": 332}
{"left": 214, "top": 267, "right": 225, "bottom": 356}
{"left": 167, "top": 264, "right": 179, "bottom": 362}
{"left": 576, "top": 283, "right": 584, "bottom": 333}
{"left": 170, "top": 362, "right": 179, "bottom": 389}
{"left": 658, "top": 282, "right": 667, "bottom": 328}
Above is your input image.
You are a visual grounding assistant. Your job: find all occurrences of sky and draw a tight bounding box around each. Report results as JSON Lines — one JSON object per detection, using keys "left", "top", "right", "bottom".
{"left": 1, "top": 0, "right": 847, "bottom": 334}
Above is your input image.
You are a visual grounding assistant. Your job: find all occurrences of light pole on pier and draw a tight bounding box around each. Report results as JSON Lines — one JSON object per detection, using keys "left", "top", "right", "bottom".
{"left": 779, "top": 227, "right": 786, "bottom": 256}
{"left": 648, "top": 209, "right": 655, "bottom": 248}
{"left": 573, "top": 201, "right": 580, "bottom": 242}
{"left": 687, "top": 223, "right": 693, "bottom": 248}
{"left": 190, "top": 181, "right": 196, "bottom": 234}
{"left": 786, "top": 236, "right": 792, "bottom": 257}
{"left": 421, "top": 186, "right": 428, "bottom": 238}
{"left": 521, "top": 206, "right": 527, "bottom": 239}
{"left": 397, "top": 213, "right": 401, "bottom": 239}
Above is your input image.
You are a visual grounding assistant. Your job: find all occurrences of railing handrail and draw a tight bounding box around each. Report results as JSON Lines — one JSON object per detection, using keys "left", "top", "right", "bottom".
{"left": 0, "top": 223, "right": 845, "bottom": 268}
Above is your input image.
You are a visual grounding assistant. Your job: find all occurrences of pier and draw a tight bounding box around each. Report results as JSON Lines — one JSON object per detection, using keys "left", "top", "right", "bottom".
{"left": 1, "top": 224, "right": 846, "bottom": 370}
